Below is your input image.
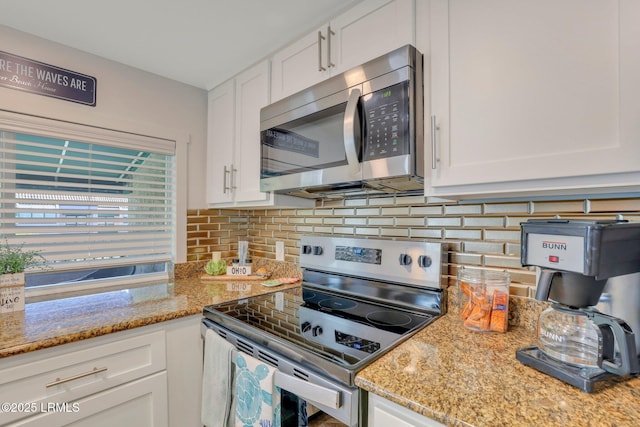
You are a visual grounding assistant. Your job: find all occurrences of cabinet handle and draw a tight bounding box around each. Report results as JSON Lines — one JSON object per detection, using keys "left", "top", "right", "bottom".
{"left": 223, "top": 165, "right": 231, "bottom": 193}
{"left": 326, "top": 26, "right": 335, "bottom": 68}
{"left": 430, "top": 115, "right": 440, "bottom": 170}
{"left": 46, "top": 367, "right": 108, "bottom": 388}
{"left": 230, "top": 165, "right": 237, "bottom": 191}
{"left": 318, "top": 31, "right": 326, "bottom": 71}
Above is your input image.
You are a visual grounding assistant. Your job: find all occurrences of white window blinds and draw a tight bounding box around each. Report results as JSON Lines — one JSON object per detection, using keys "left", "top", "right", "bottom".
{"left": 0, "top": 125, "right": 175, "bottom": 276}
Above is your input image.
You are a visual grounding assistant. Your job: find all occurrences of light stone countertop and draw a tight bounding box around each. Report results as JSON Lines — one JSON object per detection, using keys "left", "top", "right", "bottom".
{"left": 0, "top": 270, "right": 300, "bottom": 358}
{"left": 355, "top": 314, "right": 640, "bottom": 427}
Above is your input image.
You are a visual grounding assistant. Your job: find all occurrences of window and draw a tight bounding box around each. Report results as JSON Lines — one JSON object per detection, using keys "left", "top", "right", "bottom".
{"left": 0, "top": 117, "right": 176, "bottom": 296}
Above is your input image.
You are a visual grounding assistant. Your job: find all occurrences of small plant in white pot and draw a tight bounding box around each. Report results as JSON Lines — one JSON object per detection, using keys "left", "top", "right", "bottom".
{"left": 0, "top": 241, "right": 46, "bottom": 313}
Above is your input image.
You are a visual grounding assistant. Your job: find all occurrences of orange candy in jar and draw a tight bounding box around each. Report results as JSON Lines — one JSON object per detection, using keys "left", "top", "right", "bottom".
{"left": 457, "top": 268, "right": 510, "bottom": 332}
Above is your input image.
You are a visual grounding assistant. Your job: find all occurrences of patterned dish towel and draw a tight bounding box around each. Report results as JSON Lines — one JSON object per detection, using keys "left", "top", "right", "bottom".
{"left": 234, "top": 352, "right": 281, "bottom": 427}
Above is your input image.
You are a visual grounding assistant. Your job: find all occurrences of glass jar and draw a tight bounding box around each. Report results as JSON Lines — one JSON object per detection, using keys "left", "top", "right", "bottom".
{"left": 457, "top": 268, "right": 510, "bottom": 332}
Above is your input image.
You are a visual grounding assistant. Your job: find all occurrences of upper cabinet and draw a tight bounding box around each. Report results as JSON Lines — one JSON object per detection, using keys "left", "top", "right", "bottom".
{"left": 206, "top": 61, "right": 312, "bottom": 208}
{"left": 422, "top": 0, "right": 640, "bottom": 199}
{"left": 207, "top": 78, "right": 235, "bottom": 205}
{"left": 271, "top": 0, "right": 415, "bottom": 102}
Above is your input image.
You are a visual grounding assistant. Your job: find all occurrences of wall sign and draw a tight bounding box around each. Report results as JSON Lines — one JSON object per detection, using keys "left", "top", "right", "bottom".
{"left": 0, "top": 50, "right": 97, "bottom": 106}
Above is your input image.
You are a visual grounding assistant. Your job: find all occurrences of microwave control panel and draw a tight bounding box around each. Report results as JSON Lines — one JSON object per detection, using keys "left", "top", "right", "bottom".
{"left": 362, "top": 81, "right": 409, "bottom": 160}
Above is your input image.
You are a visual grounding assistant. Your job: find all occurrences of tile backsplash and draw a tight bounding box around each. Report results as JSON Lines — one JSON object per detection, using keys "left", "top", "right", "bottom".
{"left": 187, "top": 195, "right": 640, "bottom": 299}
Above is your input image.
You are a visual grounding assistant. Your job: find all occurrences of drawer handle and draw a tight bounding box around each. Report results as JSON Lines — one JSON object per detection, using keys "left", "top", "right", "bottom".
{"left": 46, "top": 367, "right": 108, "bottom": 388}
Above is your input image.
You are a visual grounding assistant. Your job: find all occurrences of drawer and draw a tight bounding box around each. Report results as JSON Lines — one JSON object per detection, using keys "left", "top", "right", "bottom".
{"left": 0, "top": 330, "right": 166, "bottom": 424}
{"left": 5, "top": 372, "right": 168, "bottom": 427}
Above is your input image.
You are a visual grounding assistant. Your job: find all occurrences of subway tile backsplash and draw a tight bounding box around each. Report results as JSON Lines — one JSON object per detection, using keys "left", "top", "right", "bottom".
{"left": 187, "top": 196, "right": 640, "bottom": 299}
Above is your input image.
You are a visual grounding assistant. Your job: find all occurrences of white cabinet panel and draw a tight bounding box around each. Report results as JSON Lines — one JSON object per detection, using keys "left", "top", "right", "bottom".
{"left": 425, "top": 0, "right": 640, "bottom": 198}
{"left": 206, "top": 79, "right": 235, "bottom": 205}
{"left": 271, "top": 0, "right": 414, "bottom": 102}
{"left": 368, "top": 393, "right": 445, "bottom": 427}
{"left": 8, "top": 372, "right": 168, "bottom": 427}
{"left": 0, "top": 330, "right": 165, "bottom": 425}
{"left": 206, "top": 60, "right": 270, "bottom": 207}
{"left": 233, "top": 63, "right": 271, "bottom": 204}
{"left": 270, "top": 27, "right": 330, "bottom": 102}
{"left": 165, "top": 315, "right": 203, "bottom": 427}
{"left": 207, "top": 61, "right": 312, "bottom": 208}
{"left": 331, "top": 0, "right": 414, "bottom": 74}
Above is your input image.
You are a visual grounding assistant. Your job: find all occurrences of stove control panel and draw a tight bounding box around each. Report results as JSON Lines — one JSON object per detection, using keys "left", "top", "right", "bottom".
{"left": 300, "top": 236, "right": 445, "bottom": 289}
{"left": 335, "top": 331, "right": 381, "bottom": 354}
{"left": 335, "top": 245, "right": 382, "bottom": 264}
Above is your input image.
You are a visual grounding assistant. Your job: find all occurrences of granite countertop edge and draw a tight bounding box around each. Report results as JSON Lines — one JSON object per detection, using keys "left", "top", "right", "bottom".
{"left": 0, "top": 261, "right": 301, "bottom": 359}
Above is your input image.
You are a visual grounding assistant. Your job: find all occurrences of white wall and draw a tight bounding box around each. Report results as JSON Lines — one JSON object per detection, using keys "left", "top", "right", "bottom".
{"left": 0, "top": 25, "right": 208, "bottom": 210}
{"left": 1, "top": 25, "right": 210, "bottom": 262}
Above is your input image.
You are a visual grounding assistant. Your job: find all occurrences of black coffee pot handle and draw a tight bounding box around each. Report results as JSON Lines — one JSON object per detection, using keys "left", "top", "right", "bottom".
{"left": 588, "top": 310, "right": 640, "bottom": 376}
{"left": 535, "top": 269, "right": 556, "bottom": 301}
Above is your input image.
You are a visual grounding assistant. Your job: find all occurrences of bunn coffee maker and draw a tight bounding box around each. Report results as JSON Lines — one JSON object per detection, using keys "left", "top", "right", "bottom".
{"left": 516, "top": 219, "right": 640, "bottom": 392}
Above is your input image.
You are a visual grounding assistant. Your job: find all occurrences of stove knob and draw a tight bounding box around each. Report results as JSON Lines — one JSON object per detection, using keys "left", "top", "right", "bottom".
{"left": 301, "top": 321, "right": 311, "bottom": 333}
{"left": 418, "top": 255, "right": 432, "bottom": 268}
{"left": 398, "top": 253, "right": 412, "bottom": 266}
{"left": 313, "top": 246, "right": 323, "bottom": 255}
{"left": 302, "top": 245, "right": 313, "bottom": 255}
{"left": 312, "top": 326, "right": 323, "bottom": 337}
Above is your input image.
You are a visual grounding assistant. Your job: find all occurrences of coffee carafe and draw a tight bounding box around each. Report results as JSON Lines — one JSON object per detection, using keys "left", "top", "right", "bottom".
{"left": 516, "top": 219, "right": 640, "bottom": 392}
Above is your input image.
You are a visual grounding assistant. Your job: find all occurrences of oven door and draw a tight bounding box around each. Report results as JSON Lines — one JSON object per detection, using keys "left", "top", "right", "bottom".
{"left": 260, "top": 85, "right": 363, "bottom": 196}
{"left": 201, "top": 319, "right": 361, "bottom": 427}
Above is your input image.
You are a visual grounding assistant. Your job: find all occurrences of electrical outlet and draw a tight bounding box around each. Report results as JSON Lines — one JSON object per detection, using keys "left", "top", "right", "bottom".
{"left": 275, "top": 241, "right": 285, "bottom": 261}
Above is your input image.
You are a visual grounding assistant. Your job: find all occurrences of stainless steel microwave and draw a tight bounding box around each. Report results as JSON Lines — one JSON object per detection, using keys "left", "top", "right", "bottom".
{"left": 260, "top": 45, "right": 423, "bottom": 199}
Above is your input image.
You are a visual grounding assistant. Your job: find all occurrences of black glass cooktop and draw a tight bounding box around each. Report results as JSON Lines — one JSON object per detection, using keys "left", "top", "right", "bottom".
{"left": 202, "top": 286, "right": 434, "bottom": 367}
{"left": 300, "top": 288, "right": 432, "bottom": 334}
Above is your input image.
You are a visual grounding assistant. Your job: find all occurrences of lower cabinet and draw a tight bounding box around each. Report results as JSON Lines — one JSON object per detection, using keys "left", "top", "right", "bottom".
{"left": 368, "top": 393, "right": 445, "bottom": 427}
{"left": 0, "top": 315, "right": 203, "bottom": 427}
{"left": 7, "top": 372, "right": 168, "bottom": 427}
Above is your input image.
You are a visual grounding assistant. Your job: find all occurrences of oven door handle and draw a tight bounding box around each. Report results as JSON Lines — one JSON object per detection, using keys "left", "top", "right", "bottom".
{"left": 273, "top": 371, "right": 341, "bottom": 409}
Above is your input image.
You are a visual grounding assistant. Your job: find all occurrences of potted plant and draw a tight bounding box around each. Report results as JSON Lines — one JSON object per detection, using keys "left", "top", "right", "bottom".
{"left": 0, "top": 240, "right": 46, "bottom": 313}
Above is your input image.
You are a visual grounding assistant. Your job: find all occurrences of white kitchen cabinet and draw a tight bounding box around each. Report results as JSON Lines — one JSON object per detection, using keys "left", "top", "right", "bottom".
{"left": 206, "top": 60, "right": 312, "bottom": 208}
{"left": 271, "top": 0, "right": 415, "bottom": 101}
{"left": 0, "top": 316, "right": 203, "bottom": 427}
{"left": 423, "top": 0, "right": 640, "bottom": 199}
{"left": 207, "top": 61, "right": 268, "bottom": 206}
{"left": 164, "top": 315, "right": 203, "bottom": 427}
{"left": 367, "top": 393, "right": 445, "bottom": 427}
{"left": 0, "top": 328, "right": 168, "bottom": 426}
{"left": 206, "top": 78, "right": 235, "bottom": 205}
{"left": 7, "top": 372, "right": 168, "bottom": 427}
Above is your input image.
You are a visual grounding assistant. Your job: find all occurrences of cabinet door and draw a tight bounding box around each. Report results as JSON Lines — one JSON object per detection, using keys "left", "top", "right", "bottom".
{"left": 8, "top": 372, "right": 168, "bottom": 427}
{"left": 0, "top": 330, "right": 165, "bottom": 425}
{"left": 271, "top": 0, "right": 414, "bottom": 102}
{"left": 427, "top": 0, "right": 640, "bottom": 196}
{"left": 233, "top": 60, "right": 270, "bottom": 204}
{"left": 270, "top": 26, "right": 330, "bottom": 102}
{"left": 368, "top": 393, "right": 445, "bottom": 427}
{"left": 331, "top": 0, "right": 414, "bottom": 74}
{"left": 206, "top": 79, "right": 235, "bottom": 204}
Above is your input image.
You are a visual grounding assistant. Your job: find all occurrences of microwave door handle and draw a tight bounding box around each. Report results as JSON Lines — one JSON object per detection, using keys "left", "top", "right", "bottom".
{"left": 343, "top": 87, "right": 361, "bottom": 175}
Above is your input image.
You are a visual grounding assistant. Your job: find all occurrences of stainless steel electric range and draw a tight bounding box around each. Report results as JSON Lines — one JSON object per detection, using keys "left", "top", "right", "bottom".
{"left": 202, "top": 236, "right": 446, "bottom": 426}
